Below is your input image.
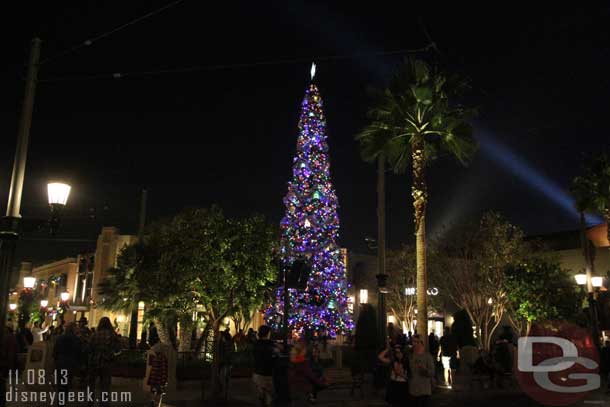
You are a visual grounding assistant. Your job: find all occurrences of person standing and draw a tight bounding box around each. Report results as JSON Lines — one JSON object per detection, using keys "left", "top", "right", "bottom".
{"left": 409, "top": 335, "right": 435, "bottom": 407}
{"left": 86, "top": 317, "right": 121, "bottom": 407}
{"left": 378, "top": 344, "right": 409, "bottom": 406}
{"left": 247, "top": 328, "right": 257, "bottom": 345}
{"left": 15, "top": 322, "right": 33, "bottom": 353}
{"left": 218, "top": 328, "right": 234, "bottom": 399}
{"left": 438, "top": 327, "right": 458, "bottom": 388}
{"left": 252, "top": 325, "right": 278, "bottom": 407}
{"left": 31, "top": 321, "right": 50, "bottom": 343}
{"left": 54, "top": 322, "right": 82, "bottom": 406}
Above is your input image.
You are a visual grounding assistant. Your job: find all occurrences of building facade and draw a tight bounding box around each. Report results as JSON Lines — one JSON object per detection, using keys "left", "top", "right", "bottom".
{"left": 10, "top": 227, "right": 137, "bottom": 334}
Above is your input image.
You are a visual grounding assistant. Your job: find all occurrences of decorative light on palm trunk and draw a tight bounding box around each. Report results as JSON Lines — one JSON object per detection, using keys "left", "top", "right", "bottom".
{"left": 265, "top": 70, "right": 353, "bottom": 336}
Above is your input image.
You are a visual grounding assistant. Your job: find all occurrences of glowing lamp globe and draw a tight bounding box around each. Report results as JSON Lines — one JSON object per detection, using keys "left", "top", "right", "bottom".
{"left": 23, "top": 276, "right": 36, "bottom": 289}
{"left": 592, "top": 276, "right": 604, "bottom": 288}
{"left": 574, "top": 274, "right": 587, "bottom": 286}
{"left": 9, "top": 303, "right": 17, "bottom": 311}
{"left": 40, "top": 299, "right": 49, "bottom": 308}
{"left": 47, "top": 182, "right": 71, "bottom": 206}
{"left": 387, "top": 314, "right": 396, "bottom": 324}
{"left": 60, "top": 291, "right": 70, "bottom": 302}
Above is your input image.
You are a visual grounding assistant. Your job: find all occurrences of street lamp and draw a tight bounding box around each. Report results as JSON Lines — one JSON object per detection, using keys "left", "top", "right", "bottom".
{"left": 40, "top": 299, "right": 48, "bottom": 308}
{"left": 23, "top": 276, "right": 36, "bottom": 289}
{"left": 575, "top": 274, "right": 588, "bottom": 286}
{"left": 592, "top": 276, "right": 604, "bottom": 288}
{"left": 59, "top": 291, "right": 70, "bottom": 324}
{"left": 9, "top": 303, "right": 17, "bottom": 311}
{"left": 48, "top": 182, "right": 71, "bottom": 236}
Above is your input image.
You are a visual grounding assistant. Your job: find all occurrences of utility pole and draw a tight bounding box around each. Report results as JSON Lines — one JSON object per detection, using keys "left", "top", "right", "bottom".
{"left": 376, "top": 153, "right": 388, "bottom": 350}
{"left": 0, "top": 38, "right": 41, "bottom": 343}
{"left": 129, "top": 189, "right": 147, "bottom": 349}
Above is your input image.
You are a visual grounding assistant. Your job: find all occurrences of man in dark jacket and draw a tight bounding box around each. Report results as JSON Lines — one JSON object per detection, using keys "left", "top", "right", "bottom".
{"left": 252, "top": 325, "right": 278, "bottom": 407}
{"left": 54, "top": 322, "right": 82, "bottom": 406}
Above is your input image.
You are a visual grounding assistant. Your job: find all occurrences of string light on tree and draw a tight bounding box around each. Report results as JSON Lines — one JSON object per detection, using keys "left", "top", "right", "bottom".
{"left": 266, "top": 63, "right": 354, "bottom": 336}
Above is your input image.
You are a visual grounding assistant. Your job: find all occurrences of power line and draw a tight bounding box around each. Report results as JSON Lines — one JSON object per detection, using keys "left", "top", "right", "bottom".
{"left": 21, "top": 238, "right": 97, "bottom": 243}
{"left": 39, "top": 45, "right": 434, "bottom": 83}
{"left": 39, "top": 0, "right": 186, "bottom": 65}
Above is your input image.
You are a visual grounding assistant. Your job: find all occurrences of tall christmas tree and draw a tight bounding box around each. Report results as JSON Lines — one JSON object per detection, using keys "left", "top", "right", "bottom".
{"left": 266, "top": 64, "right": 354, "bottom": 337}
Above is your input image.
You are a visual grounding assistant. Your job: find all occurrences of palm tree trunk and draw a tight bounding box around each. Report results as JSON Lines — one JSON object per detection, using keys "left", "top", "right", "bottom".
{"left": 412, "top": 141, "right": 428, "bottom": 346}
{"left": 178, "top": 319, "right": 193, "bottom": 352}
{"left": 377, "top": 153, "right": 387, "bottom": 348}
{"left": 156, "top": 318, "right": 171, "bottom": 345}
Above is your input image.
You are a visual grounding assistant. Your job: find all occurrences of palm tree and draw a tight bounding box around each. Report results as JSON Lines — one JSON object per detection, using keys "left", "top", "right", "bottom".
{"left": 356, "top": 59, "right": 477, "bottom": 341}
{"left": 572, "top": 153, "right": 610, "bottom": 247}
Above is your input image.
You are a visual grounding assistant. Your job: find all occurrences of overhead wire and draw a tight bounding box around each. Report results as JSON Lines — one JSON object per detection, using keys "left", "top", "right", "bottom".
{"left": 39, "top": 0, "right": 186, "bottom": 65}
{"left": 39, "top": 45, "right": 435, "bottom": 83}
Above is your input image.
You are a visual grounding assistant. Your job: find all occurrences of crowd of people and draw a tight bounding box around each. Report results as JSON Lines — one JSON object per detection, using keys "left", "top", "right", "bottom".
{"left": 251, "top": 325, "right": 330, "bottom": 406}
{"left": 368, "top": 323, "right": 521, "bottom": 407}
{"left": 1, "top": 317, "right": 169, "bottom": 407}
{"left": 1, "top": 316, "right": 532, "bottom": 407}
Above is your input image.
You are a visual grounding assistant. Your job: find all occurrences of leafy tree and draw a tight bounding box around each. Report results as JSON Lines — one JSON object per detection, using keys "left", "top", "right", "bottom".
{"left": 437, "top": 212, "right": 527, "bottom": 350}
{"left": 98, "top": 235, "right": 196, "bottom": 348}
{"left": 385, "top": 245, "right": 444, "bottom": 333}
{"left": 504, "top": 256, "right": 583, "bottom": 335}
{"left": 356, "top": 59, "right": 477, "bottom": 339}
{"left": 151, "top": 207, "right": 276, "bottom": 396}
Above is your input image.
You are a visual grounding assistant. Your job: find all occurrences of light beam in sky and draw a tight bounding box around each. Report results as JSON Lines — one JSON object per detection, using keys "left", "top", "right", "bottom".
{"left": 476, "top": 132, "right": 602, "bottom": 226}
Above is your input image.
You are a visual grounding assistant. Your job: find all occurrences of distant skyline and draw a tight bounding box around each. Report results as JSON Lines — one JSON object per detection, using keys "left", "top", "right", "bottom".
{"left": 2, "top": 3, "right": 609, "bottom": 264}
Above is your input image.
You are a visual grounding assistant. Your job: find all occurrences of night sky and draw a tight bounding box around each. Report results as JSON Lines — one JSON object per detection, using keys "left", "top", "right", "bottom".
{"left": 2, "top": 3, "right": 609, "bottom": 263}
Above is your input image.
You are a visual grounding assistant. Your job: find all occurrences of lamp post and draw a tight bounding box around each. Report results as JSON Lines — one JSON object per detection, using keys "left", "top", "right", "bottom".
{"left": 59, "top": 291, "right": 70, "bottom": 325}
{"left": 0, "top": 38, "right": 41, "bottom": 343}
{"left": 575, "top": 273, "right": 602, "bottom": 348}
